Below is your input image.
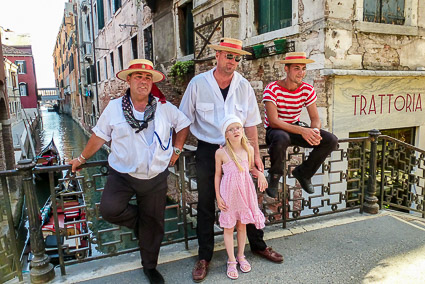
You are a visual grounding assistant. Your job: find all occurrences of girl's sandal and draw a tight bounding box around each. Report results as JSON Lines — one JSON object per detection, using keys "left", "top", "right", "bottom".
{"left": 227, "top": 261, "right": 239, "bottom": 280}
{"left": 237, "top": 255, "right": 252, "bottom": 273}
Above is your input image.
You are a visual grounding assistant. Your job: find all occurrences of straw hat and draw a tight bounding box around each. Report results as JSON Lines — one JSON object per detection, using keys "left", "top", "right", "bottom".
{"left": 279, "top": 52, "right": 315, "bottom": 64}
{"left": 116, "top": 59, "right": 165, "bottom": 83}
{"left": 208, "top": 37, "right": 252, "bottom": 56}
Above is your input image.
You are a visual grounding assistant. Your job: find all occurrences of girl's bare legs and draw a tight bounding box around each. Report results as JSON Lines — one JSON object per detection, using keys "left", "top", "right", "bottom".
{"left": 236, "top": 221, "right": 246, "bottom": 258}
{"left": 224, "top": 227, "right": 238, "bottom": 278}
{"left": 236, "top": 221, "right": 251, "bottom": 272}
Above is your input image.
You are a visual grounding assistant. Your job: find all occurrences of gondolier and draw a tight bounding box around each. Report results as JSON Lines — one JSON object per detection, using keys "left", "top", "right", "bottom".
{"left": 69, "top": 59, "right": 190, "bottom": 284}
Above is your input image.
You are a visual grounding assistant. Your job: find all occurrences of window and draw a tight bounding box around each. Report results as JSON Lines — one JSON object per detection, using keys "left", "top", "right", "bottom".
{"left": 69, "top": 53, "right": 75, "bottom": 72}
{"left": 86, "top": 66, "right": 92, "bottom": 84}
{"left": 110, "top": 52, "right": 115, "bottom": 78}
{"left": 364, "top": 0, "right": 405, "bottom": 25}
{"left": 15, "top": 61, "right": 27, "bottom": 74}
{"left": 131, "top": 35, "right": 138, "bottom": 59}
{"left": 97, "top": 0, "right": 105, "bottom": 30}
{"left": 144, "top": 26, "right": 153, "bottom": 62}
{"left": 113, "top": 0, "right": 121, "bottom": 14}
{"left": 257, "top": 0, "right": 292, "bottom": 34}
{"left": 11, "top": 73, "right": 17, "bottom": 89}
{"left": 179, "top": 3, "right": 194, "bottom": 56}
{"left": 103, "top": 57, "right": 108, "bottom": 80}
{"left": 19, "top": 83, "right": 28, "bottom": 96}
{"left": 97, "top": 60, "right": 101, "bottom": 81}
{"left": 107, "top": 0, "right": 112, "bottom": 20}
{"left": 118, "top": 45, "right": 123, "bottom": 70}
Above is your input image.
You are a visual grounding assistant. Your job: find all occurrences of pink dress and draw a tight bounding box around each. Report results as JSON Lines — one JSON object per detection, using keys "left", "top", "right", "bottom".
{"left": 219, "top": 149, "right": 265, "bottom": 229}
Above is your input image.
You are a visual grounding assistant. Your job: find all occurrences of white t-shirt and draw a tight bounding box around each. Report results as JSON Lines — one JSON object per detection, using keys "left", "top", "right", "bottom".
{"left": 92, "top": 96, "right": 190, "bottom": 179}
{"left": 179, "top": 67, "right": 261, "bottom": 145}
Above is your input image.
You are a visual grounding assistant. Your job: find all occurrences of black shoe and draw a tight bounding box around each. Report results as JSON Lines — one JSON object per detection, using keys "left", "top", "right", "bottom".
{"left": 143, "top": 268, "right": 164, "bottom": 284}
{"left": 265, "top": 174, "right": 281, "bottom": 198}
{"left": 292, "top": 167, "right": 314, "bottom": 194}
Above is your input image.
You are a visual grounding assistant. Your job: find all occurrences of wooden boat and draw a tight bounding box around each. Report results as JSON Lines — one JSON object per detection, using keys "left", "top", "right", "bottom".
{"left": 34, "top": 138, "right": 61, "bottom": 182}
{"left": 39, "top": 178, "right": 90, "bottom": 262}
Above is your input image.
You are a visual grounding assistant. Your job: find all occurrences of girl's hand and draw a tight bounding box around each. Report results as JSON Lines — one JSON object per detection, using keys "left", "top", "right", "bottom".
{"left": 257, "top": 172, "right": 268, "bottom": 192}
{"left": 217, "top": 196, "right": 228, "bottom": 212}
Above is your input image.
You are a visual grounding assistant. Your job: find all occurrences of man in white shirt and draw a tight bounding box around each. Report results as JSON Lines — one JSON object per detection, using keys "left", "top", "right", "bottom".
{"left": 179, "top": 38, "right": 283, "bottom": 282}
{"left": 69, "top": 59, "right": 190, "bottom": 284}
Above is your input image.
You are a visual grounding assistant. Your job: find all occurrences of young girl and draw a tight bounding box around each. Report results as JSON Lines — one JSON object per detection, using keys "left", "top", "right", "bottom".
{"left": 215, "top": 115, "right": 268, "bottom": 280}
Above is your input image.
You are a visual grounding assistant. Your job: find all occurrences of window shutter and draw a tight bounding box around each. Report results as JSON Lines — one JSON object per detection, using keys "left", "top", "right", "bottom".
{"left": 280, "top": 0, "right": 292, "bottom": 29}
{"left": 363, "top": 0, "right": 380, "bottom": 23}
{"left": 259, "top": 0, "right": 270, "bottom": 34}
{"left": 382, "top": 0, "right": 405, "bottom": 25}
{"left": 97, "top": 0, "right": 105, "bottom": 29}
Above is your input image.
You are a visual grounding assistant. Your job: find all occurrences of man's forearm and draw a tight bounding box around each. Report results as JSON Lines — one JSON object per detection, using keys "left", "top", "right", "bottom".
{"left": 174, "top": 127, "right": 189, "bottom": 149}
{"left": 244, "top": 126, "right": 260, "bottom": 158}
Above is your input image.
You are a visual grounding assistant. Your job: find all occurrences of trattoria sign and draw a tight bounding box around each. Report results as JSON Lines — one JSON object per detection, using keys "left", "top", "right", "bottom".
{"left": 333, "top": 76, "right": 425, "bottom": 134}
{"left": 352, "top": 93, "right": 423, "bottom": 115}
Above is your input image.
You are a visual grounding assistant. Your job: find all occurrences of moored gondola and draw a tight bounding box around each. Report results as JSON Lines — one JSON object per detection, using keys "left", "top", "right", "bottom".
{"left": 37, "top": 177, "right": 90, "bottom": 263}
{"left": 34, "top": 138, "right": 62, "bottom": 182}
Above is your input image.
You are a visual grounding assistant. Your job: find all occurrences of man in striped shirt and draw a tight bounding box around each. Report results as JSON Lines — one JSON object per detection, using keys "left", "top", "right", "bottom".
{"left": 263, "top": 52, "right": 338, "bottom": 198}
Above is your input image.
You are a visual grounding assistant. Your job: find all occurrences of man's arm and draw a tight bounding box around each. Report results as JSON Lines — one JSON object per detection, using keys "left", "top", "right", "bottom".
{"left": 306, "top": 103, "right": 321, "bottom": 129}
{"left": 69, "top": 133, "right": 106, "bottom": 172}
{"left": 265, "top": 101, "right": 321, "bottom": 146}
{"left": 244, "top": 125, "right": 264, "bottom": 172}
{"left": 169, "top": 126, "right": 190, "bottom": 166}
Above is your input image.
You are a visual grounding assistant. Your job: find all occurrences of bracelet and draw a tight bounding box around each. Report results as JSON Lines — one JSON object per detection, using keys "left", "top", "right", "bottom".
{"left": 77, "top": 157, "right": 84, "bottom": 164}
{"left": 80, "top": 154, "right": 87, "bottom": 160}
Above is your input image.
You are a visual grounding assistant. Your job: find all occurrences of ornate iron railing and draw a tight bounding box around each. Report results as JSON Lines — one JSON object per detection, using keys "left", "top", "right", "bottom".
{"left": 1, "top": 130, "right": 425, "bottom": 282}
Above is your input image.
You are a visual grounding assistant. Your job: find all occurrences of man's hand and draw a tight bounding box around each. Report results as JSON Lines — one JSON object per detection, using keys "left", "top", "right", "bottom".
{"left": 254, "top": 156, "right": 264, "bottom": 172}
{"left": 69, "top": 157, "right": 85, "bottom": 173}
{"left": 169, "top": 153, "right": 179, "bottom": 167}
{"left": 301, "top": 127, "right": 322, "bottom": 146}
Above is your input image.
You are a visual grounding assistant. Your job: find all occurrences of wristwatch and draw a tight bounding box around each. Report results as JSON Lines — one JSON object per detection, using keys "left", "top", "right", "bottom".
{"left": 173, "top": 147, "right": 182, "bottom": 155}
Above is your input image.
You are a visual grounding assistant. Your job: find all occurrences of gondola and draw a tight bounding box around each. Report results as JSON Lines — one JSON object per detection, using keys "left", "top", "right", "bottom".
{"left": 34, "top": 138, "right": 61, "bottom": 182}
{"left": 38, "top": 177, "right": 90, "bottom": 262}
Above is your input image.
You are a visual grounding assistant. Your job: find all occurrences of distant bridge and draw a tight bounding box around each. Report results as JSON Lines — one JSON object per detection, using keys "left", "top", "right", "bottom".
{"left": 37, "top": 88, "right": 62, "bottom": 102}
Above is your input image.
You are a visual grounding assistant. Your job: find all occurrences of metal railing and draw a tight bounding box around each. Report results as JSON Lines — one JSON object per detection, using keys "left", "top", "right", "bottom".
{"left": 1, "top": 130, "right": 425, "bottom": 282}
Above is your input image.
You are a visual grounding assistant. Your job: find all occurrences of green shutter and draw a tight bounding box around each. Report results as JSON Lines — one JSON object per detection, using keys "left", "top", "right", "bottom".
{"left": 363, "top": 0, "right": 380, "bottom": 23}
{"left": 259, "top": 0, "right": 291, "bottom": 34}
{"left": 259, "top": 0, "right": 270, "bottom": 34}
{"left": 382, "top": 0, "right": 405, "bottom": 25}
{"left": 185, "top": 4, "right": 194, "bottom": 55}
{"left": 97, "top": 0, "right": 105, "bottom": 29}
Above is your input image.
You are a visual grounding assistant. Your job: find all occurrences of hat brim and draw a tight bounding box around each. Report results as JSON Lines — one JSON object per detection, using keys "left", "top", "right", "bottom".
{"left": 279, "top": 59, "right": 315, "bottom": 64}
{"left": 116, "top": 69, "right": 165, "bottom": 83}
{"left": 208, "top": 45, "right": 252, "bottom": 56}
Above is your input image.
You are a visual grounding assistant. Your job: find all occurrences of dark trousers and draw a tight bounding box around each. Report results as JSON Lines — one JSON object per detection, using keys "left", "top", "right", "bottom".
{"left": 196, "top": 140, "right": 267, "bottom": 261}
{"left": 100, "top": 167, "right": 169, "bottom": 269}
{"left": 266, "top": 127, "right": 338, "bottom": 178}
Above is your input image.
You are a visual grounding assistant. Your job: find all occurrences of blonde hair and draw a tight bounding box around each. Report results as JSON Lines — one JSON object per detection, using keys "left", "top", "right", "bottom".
{"left": 225, "top": 128, "right": 252, "bottom": 172}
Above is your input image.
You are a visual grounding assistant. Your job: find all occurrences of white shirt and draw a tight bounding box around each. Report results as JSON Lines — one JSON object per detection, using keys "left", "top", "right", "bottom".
{"left": 179, "top": 67, "right": 261, "bottom": 145}
{"left": 92, "top": 96, "right": 190, "bottom": 179}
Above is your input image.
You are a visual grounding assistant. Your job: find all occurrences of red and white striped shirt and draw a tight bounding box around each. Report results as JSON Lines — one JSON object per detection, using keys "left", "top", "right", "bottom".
{"left": 262, "top": 81, "right": 317, "bottom": 128}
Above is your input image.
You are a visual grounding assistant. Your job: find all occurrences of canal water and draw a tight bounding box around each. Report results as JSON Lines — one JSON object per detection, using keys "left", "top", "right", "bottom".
{"left": 26, "top": 109, "right": 194, "bottom": 261}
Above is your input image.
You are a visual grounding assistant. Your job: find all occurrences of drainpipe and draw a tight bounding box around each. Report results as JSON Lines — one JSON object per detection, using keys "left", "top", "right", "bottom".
{"left": 74, "top": 1, "right": 85, "bottom": 125}
{"left": 90, "top": 0, "right": 100, "bottom": 121}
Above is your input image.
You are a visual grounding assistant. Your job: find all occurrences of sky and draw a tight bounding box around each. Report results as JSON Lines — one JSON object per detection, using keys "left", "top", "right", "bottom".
{"left": 0, "top": 0, "right": 67, "bottom": 88}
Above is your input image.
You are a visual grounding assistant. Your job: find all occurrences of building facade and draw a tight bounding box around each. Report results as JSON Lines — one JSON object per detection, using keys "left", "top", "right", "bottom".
{"left": 53, "top": 1, "right": 82, "bottom": 120}
{"left": 145, "top": 0, "right": 425, "bottom": 150}
{"left": 1, "top": 28, "right": 39, "bottom": 119}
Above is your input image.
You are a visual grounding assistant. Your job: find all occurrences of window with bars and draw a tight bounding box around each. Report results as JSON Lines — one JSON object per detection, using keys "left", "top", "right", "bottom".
{"left": 257, "top": 0, "right": 292, "bottom": 35}
{"left": 363, "top": 0, "right": 405, "bottom": 25}
{"left": 144, "top": 26, "right": 153, "bottom": 62}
